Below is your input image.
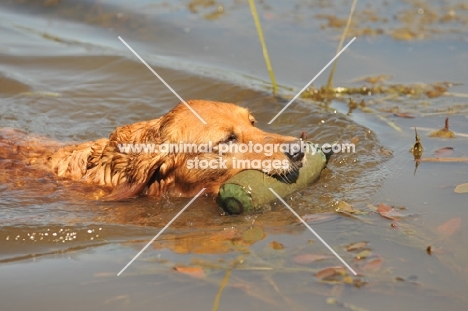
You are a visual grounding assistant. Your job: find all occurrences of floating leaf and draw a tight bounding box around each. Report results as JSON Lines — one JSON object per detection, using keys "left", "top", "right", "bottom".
{"left": 394, "top": 112, "right": 415, "bottom": 119}
{"left": 173, "top": 265, "right": 205, "bottom": 279}
{"left": 434, "top": 147, "right": 454, "bottom": 157}
{"left": 294, "top": 254, "right": 329, "bottom": 264}
{"left": 437, "top": 218, "right": 461, "bottom": 237}
{"left": 346, "top": 241, "right": 368, "bottom": 252}
{"left": 377, "top": 203, "right": 402, "bottom": 220}
{"left": 377, "top": 203, "right": 392, "bottom": 213}
{"left": 355, "top": 250, "right": 372, "bottom": 260}
{"left": 269, "top": 241, "right": 284, "bottom": 250}
{"left": 241, "top": 226, "right": 265, "bottom": 243}
{"left": 363, "top": 257, "right": 383, "bottom": 271}
{"left": 454, "top": 183, "right": 468, "bottom": 193}
{"left": 315, "top": 266, "right": 346, "bottom": 280}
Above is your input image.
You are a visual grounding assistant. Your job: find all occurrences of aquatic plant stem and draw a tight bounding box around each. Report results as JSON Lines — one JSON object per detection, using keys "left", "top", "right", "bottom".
{"left": 248, "top": 0, "right": 278, "bottom": 95}
{"left": 326, "top": 0, "right": 358, "bottom": 90}
{"left": 212, "top": 269, "right": 232, "bottom": 311}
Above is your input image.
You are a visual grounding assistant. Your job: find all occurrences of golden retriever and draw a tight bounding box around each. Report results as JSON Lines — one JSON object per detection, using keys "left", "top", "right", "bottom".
{"left": 0, "top": 100, "right": 305, "bottom": 200}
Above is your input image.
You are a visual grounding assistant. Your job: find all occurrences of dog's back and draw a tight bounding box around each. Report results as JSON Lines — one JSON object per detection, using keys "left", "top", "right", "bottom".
{"left": 0, "top": 128, "right": 61, "bottom": 165}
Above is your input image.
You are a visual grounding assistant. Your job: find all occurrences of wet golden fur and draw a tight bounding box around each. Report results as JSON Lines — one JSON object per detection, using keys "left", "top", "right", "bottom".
{"left": 0, "top": 100, "right": 304, "bottom": 200}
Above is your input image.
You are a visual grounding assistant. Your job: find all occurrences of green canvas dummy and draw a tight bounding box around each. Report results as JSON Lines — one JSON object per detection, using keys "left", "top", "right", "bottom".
{"left": 217, "top": 142, "right": 327, "bottom": 214}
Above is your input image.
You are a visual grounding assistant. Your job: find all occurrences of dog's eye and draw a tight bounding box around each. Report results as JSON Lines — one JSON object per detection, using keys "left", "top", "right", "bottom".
{"left": 221, "top": 133, "right": 237, "bottom": 144}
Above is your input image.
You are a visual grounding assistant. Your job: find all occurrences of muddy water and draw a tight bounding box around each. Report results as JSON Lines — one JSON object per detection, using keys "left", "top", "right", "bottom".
{"left": 1, "top": 0, "right": 468, "bottom": 310}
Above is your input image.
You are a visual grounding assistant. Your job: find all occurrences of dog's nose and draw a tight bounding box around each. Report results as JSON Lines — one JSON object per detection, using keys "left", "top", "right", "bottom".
{"left": 285, "top": 140, "right": 305, "bottom": 162}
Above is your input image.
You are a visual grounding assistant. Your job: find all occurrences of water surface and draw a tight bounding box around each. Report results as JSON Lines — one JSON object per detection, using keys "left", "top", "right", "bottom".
{"left": 1, "top": 0, "right": 467, "bottom": 310}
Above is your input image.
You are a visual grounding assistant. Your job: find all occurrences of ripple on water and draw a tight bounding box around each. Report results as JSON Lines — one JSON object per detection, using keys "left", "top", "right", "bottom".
{"left": 0, "top": 25, "right": 390, "bottom": 258}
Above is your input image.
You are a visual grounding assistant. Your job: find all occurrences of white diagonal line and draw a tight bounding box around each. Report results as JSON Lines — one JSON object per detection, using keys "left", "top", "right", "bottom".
{"left": 268, "top": 188, "right": 357, "bottom": 275}
{"left": 118, "top": 36, "right": 207, "bottom": 125}
{"left": 117, "top": 188, "right": 206, "bottom": 276}
{"left": 268, "top": 37, "right": 356, "bottom": 124}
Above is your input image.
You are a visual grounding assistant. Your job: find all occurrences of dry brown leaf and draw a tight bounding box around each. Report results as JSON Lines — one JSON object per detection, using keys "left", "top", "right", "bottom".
{"left": 173, "top": 265, "right": 205, "bottom": 279}
{"left": 433, "top": 147, "right": 454, "bottom": 157}
{"left": 394, "top": 112, "right": 415, "bottom": 119}
{"left": 377, "top": 203, "right": 392, "bottom": 213}
{"left": 346, "top": 241, "right": 368, "bottom": 252}
{"left": 377, "top": 203, "right": 402, "bottom": 220}
{"left": 315, "top": 266, "right": 346, "bottom": 280}
{"left": 437, "top": 218, "right": 461, "bottom": 237}
{"left": 293, "top": 254, "right": 329, "bottom": 264}
{"left": 363, "top": 257, "right": 383, "bottom": 271}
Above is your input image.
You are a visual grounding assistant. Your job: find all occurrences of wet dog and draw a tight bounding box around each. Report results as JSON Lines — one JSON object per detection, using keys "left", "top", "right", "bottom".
{"left": 0, "top": 100, "right": 304, "bottom": 200}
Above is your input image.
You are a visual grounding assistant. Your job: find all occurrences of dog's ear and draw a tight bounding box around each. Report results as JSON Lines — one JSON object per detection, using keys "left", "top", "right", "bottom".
{"left": 101, "top": 153, "right": 170, "bottom": 201}
{"left": 100, "top": 117, "right": 167, "bottom": 201}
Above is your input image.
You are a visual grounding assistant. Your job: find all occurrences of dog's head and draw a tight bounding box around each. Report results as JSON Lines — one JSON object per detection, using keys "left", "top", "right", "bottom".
{"left": 106, "top": 100, "right": 305, "bottom": 199}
